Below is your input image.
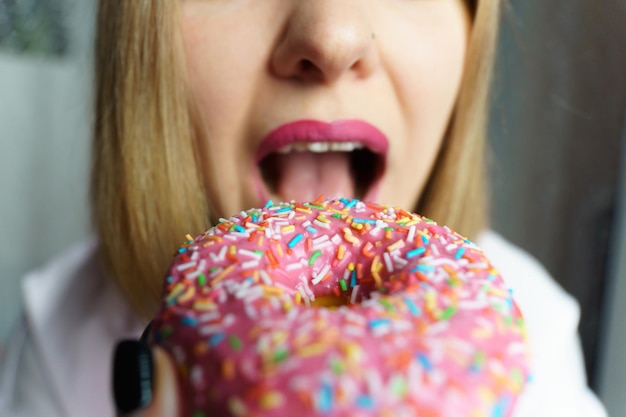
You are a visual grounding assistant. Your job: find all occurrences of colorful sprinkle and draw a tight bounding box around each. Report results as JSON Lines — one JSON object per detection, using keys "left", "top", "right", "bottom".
{"left": 417, "top": 353, "right": 433, "bottom": 372}
{"left": 318, "top": 383, "right": 333, "bottom": 413}
{"left": 288, "top": 233, "right": 304, "bottom": 248}
{"left": 404, "top": 297, "right": 422, "bottom": 316}
{"left": 228, "top": 336, "right": 243, "bottom": 351}
{"left": 152, "top": 198, "right": 529, "bottom": 417}
{"left": 368, "top": 318, "right": 390, "bottom": 329}
{"left": 182, "top": 316, "right": 198, "bottom": 326}
{"left": 356, "top": 395, "right": 374, "bottom": 409}
{"left": 209, "top": 333, "right": 225, "bottom": 347}
{"left": 406, "top": 247, "right": 426, "bottom": 259}
{"left": 308, "top": 250, "right": 322, "bottom": 266}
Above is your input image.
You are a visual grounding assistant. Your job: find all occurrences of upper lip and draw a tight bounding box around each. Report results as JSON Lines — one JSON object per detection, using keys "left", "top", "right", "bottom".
{"left": 255, "top": 119, "right": 389, "bottom": 162}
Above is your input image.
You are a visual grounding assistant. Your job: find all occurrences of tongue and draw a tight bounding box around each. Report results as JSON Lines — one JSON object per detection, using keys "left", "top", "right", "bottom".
{"left": 277, "top": 152, "right": 355, "bottom": 202}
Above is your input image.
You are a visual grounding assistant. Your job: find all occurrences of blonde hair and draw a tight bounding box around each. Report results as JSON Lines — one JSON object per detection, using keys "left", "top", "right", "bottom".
{"left": 92, "top": 0, "right": 500, "bottom": 316}
{"left": 417, "top": 0, "right": 499, "bottom": 239}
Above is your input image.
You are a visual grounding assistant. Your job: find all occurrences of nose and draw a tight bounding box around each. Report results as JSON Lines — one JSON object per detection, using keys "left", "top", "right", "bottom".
{"left": 271, "top": 1, "right": 379, "bottom": 84}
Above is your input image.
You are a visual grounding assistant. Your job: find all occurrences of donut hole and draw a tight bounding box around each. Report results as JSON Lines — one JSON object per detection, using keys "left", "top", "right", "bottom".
{"left": 308, "top": 282, "right": 383, "bottom": 309}
{"left": 309, "top": 294, "right": 350, "bottom": 309}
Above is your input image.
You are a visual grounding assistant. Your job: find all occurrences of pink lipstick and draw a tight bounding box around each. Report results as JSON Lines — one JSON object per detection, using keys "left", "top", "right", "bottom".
{"left": 255, "top": 120, "right": 389, "bottom": 162}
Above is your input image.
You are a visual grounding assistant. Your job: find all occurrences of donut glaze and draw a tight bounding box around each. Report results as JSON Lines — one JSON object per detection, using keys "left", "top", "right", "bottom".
{"left": 148, "top": 198, "right": 530, "bottom": 417}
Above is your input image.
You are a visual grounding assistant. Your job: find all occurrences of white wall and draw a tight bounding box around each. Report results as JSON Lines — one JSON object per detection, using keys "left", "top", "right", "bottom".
{"left": 0, "top": 0, "right": 95, "bottom": 344}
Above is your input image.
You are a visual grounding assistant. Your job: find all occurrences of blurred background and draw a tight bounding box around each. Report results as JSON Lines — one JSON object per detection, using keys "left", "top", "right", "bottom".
{"left": 0, "top": 0, "right": 624, "bottom": 415}
{"left": 0, "top": 0, "right": 94, "bottom": 349}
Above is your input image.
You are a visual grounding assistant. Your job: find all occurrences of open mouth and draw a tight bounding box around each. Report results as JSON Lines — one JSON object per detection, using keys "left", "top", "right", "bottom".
{"left": 255, "top": 120, "right": 388, "bottom": 202}
{"left": 259, "top": 143, "right": 383, "bottom": 201}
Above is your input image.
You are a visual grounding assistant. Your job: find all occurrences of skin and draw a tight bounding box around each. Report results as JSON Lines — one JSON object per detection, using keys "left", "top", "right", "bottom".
{"left": 183, "top": 0, "right": 471, "bottom": 217}
{"left": 121, "top": 1, "right": 470, "bottom": 415}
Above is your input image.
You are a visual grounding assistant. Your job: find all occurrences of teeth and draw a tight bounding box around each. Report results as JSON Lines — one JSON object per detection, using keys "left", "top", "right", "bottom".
{"left": 330, "top": 142, "right": 364, "bottom": 152}
{"left": 308, "top": 142, "right": 329, "bottom": 152}
{"left": 278, "top": 145, "right": 292, "bottom": 154}
{"left": 276, "top": 141, "right": 365, "bottom": 154}
{"left": 293, "top": 142, "right": 308, "bottom": 152}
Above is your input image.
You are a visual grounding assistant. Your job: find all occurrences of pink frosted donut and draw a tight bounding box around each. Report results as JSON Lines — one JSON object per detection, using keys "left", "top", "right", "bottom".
{"left": 148, "top": 198, "right": 530, "bottom": 417}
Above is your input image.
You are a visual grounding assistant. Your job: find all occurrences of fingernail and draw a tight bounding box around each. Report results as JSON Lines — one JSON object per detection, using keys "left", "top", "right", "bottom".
{"left": 113, "top": 340, "right": 154, "bottom": 415}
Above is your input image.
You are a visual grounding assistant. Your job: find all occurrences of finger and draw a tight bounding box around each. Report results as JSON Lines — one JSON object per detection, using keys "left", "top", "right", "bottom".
{"left": 113, "top": 341, "right": 180, "bottom": 417}
{"left": 145, "top": 346, "right": 180, "bottom": 417}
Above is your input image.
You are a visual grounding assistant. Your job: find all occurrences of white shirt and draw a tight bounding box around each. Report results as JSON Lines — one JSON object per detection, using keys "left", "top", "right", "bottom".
{"left": 0, "top": 232, "right": 607, "bottom": 417}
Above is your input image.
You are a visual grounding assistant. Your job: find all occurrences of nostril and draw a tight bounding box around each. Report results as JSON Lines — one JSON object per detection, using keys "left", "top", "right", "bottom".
{"left": 300, "top": 59, "right": 315, "bottom": 72}
{"left": 298, "top": 59, "right": 322, "bottom": 81}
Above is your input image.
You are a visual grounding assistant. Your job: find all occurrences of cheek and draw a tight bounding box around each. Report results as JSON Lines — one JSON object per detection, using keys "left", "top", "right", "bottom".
{"left": 385, "top": 3, "right": 468, "bottom": 105}
{"left": 184, "top": 41, "right": 247, "bottom": 142}
{"left": 182, "top": 11, "right": 266, "bottom": 154}
{"left": 377, "top": 7, "right": 469, "bottom": 205}
{"left": 397, "top": 13, "right": 467, "bottom": 137}
{"left": 396, "top": 33, "right": 466, "bottom": 124}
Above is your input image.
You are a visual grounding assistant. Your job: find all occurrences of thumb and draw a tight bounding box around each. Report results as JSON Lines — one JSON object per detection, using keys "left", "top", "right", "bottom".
{"left": 113, "top": 341, "right": 180, "bottom": 417}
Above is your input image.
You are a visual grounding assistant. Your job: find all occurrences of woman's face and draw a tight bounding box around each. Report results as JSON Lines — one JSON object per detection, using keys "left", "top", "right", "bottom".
{"left": 182, "top": 0, "right": 470, "bottom": 217}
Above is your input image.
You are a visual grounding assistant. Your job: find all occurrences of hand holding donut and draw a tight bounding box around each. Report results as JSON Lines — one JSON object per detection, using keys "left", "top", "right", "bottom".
{"left": 143, "top": 198, "right": 530, "bottom": 417}
{"left": 113, "top": 343, "right": 181, "bottom": 417}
